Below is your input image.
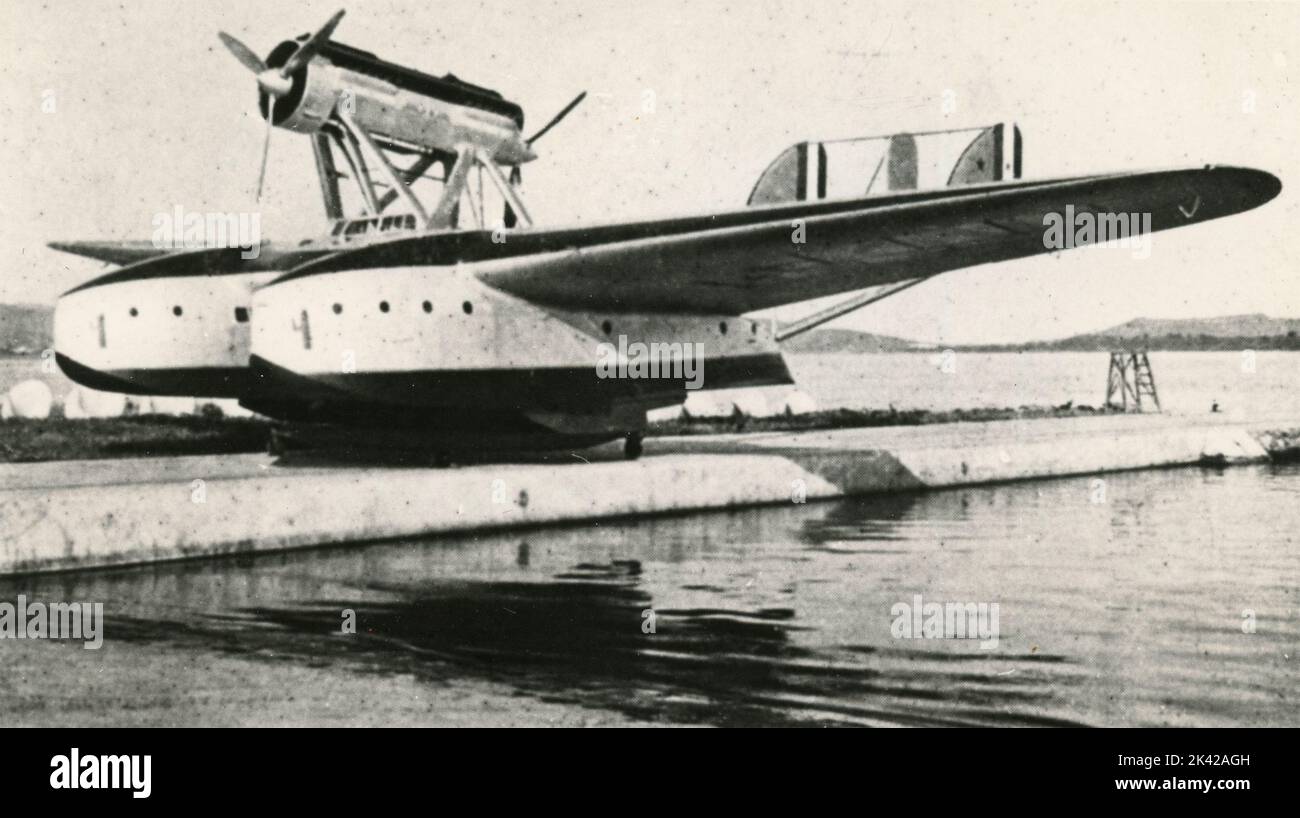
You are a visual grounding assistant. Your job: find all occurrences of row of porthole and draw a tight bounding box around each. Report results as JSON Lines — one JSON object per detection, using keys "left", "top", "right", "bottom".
{"left": 125, "top": 302, "right": 475, "bottom": 319}
{"left": 600, "top": 320, "right": 755, "bottom": 336}
{"left": 128, "top": 305, "right": 237, "bottom": 320}
{"left": 332, "top": 301, "right": 474, "bottom": 315}
{"left": 124, "top": 305, "right": 756, "bottom": 335}
{"left": 127, "top": 307, "right": 184, "bottom": 317}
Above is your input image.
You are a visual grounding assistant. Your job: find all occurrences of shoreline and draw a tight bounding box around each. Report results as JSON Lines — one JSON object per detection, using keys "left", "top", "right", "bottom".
{"left": 4, "top": 413, "right": 1298, "bottom": 576}
{"left": 1, "top": 405, "right": 1122, "bottom": 464}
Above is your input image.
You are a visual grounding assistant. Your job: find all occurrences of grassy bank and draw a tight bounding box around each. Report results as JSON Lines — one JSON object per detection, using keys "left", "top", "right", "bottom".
{"left": 0, "top": 415, "right": 271, "bottom": 463}
{"left": 647, "top": 404, "right": 1108, "bottom": 436}
{"left": 0, "top": 404, "right": 1111, "bottom": 464}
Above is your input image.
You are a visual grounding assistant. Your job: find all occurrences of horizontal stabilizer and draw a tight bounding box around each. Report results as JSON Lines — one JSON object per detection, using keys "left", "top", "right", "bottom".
{"left": 48, "top": 241, "right": 176, "bottom": 266}
{"left": 60, "top": 243, "right": 336, "bottom": 296}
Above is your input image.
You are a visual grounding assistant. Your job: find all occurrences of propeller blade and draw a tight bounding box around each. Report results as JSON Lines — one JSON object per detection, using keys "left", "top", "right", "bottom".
{"left": 280, "top": 9, "right": 346, "bottom": 77}
{"left": 525, "top": 90, "right": 587, "bottom": 145}
{"left": 219, "top": 32, "right": 268, "bottom": 74}
{"left": 503, "top": 166, "right": 522, "bottom": 228}
{"left": 256, "top": 97, "right": 275, "bottom": 200}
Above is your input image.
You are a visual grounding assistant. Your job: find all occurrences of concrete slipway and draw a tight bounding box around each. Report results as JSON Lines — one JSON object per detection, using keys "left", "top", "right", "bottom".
{"left": 0, "top": 413, "right": 1297, "bottom": 575}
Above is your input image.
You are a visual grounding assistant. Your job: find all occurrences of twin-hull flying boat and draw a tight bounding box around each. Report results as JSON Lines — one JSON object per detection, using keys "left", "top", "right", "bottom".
{"left": 50, "top": 10, "right": 1283, "bottom": 458}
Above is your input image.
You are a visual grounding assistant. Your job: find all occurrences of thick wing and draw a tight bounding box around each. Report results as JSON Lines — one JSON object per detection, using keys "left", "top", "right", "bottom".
{"left": 477, "top": 166, "right": 1279, "bottom": 314}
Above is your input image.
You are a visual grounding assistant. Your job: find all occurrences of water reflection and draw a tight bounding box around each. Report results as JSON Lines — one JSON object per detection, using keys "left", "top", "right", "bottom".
{"left": 6, "top": 463, "right": 1298, "bottom": 726}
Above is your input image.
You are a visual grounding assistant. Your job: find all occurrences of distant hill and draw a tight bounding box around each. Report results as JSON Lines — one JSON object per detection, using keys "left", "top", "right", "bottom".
{"left": 1095, "top": 314, "right": 1300, "bottom": 339}
{"left": 781, "top": 327, "right": 930, "bottom": 353}
{"left": 781, "top": 315, "right": 1300, "bottom": 353}
{"left": 0, "top": 304, "right": 53, "bottom": 354}
{"left": 961, "top": 314, "right": 1300, "bottom": 352}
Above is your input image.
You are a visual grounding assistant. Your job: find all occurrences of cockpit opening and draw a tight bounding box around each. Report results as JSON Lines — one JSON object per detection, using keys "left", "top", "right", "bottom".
{"left": 329, "top": 213, "right": 419, "bottom": 242}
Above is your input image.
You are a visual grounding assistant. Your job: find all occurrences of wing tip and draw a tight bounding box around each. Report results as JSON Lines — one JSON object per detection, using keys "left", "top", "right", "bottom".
{"left": 47, "top": 240, "right": 83, "bottom": 255}
{"left": 1205, "top": 165, "right": 1283, "bottom": 211}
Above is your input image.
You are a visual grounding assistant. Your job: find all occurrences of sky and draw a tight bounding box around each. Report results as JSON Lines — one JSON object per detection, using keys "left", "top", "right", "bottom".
{"left": 1, "top": 0, "right": 1297, "bottom": 344}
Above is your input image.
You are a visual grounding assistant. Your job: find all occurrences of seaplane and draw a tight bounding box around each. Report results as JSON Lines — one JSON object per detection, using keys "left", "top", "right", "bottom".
{"left": 50, "top": 10, "right": 1282, "bottom": 460}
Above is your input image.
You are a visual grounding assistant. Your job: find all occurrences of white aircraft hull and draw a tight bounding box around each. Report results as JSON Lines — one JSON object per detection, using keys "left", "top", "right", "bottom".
{"left": 245, "top": 264, "right": 791, "bottom": 436}
{"left": 53, "top": 257, "right": 793, "bottom": 444}
{"left": 54, "top": 270, "right": 279, "bottom": 397}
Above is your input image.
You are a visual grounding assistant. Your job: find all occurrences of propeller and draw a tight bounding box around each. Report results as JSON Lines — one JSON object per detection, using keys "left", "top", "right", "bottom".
{"left": 280, "top": 9, "right": 346, "bottom": 77}
{"left": 525, "top": 90, "right": 587, "bottom": 146}
{"left": 506, "top": 90, "right": 587, "bottom": 224}
{"left": 504, "top": 165, "right": 522, "bottom": 228}
{"left": 219, "top": 10, "right": 346, "bottom": 199}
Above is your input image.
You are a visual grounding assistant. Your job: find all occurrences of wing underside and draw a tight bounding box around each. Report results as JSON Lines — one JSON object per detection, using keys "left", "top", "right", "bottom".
{"left": 476, "top": 166, "right": 1280, "bottom": 314}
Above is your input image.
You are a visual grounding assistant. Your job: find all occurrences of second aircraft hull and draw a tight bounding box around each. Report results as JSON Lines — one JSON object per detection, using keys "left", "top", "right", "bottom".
{"left": 54, "top": 257, "right": 793, "bottom": 444}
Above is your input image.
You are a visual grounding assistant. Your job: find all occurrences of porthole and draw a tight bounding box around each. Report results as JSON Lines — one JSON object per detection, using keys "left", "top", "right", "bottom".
{"left": 719, "top": 321, "right": 727, "bottom": 335}
{"left": 332, "top": 303, "right": 343, "bottom": 315}
{"left": 601, "top": 320, "right": 612, "bottom": 335}
{"left": 129, "top": 307, "right": 138, "bottom": 317}
{"left": 422, "top": 300, "right": 433, "bottom": 313}
{"left": 379, "top": 301, "right": 390, "bottom": 313}
{"left": 462, "top": 301, "right": 473, "bottom": 315}
{"left": 234, "top": 307, "right": 249, "bottom": 323}
{"left": 173, "top": 306, "right": 183, "bottom": 317}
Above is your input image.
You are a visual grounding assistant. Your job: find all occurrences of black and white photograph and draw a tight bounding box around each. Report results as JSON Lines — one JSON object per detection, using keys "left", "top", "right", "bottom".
{"left": 0, "top": 0, "right": 1296, "bottom": 779}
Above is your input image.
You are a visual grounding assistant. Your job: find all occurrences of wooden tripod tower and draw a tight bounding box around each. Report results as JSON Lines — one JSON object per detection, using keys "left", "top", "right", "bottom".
{"left": 1105, "top": 351, "right": 1161, "bottom": 413}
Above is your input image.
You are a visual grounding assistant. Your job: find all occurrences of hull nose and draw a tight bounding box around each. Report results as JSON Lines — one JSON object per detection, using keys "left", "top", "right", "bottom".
{"left": 54, "top": 351, "right": 140, "bottom": 394}
{"left": 52, "top": 283, "right": 252, "bottom": 398}
{"left": 52, "top": 290, "right": 130, "bottom": 392}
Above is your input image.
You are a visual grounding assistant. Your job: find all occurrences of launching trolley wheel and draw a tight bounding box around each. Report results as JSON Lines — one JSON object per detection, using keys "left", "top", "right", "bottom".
{"left": 624, "top": 433, "right": 644, "bottom": 461}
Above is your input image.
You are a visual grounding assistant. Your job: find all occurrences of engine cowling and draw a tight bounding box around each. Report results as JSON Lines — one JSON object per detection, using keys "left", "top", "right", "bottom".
{"left": 258, "top": 39, "right": 534, "bottom": 165}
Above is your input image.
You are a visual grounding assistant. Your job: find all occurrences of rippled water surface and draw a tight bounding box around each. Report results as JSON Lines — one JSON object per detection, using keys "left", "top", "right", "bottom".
{"left": 3, "top": 462, "right": 1295, "bottom": 726}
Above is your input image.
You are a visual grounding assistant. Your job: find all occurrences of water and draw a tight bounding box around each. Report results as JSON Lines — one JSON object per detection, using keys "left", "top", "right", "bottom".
{"left": 787, "top": 351, "right": 1300, "bottom": 419}
{"left": 2, "top": 350, "right": 1297, "bottom": 725}
{"left": 2, "top": 463, "right": 1296, "bottom": 727}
